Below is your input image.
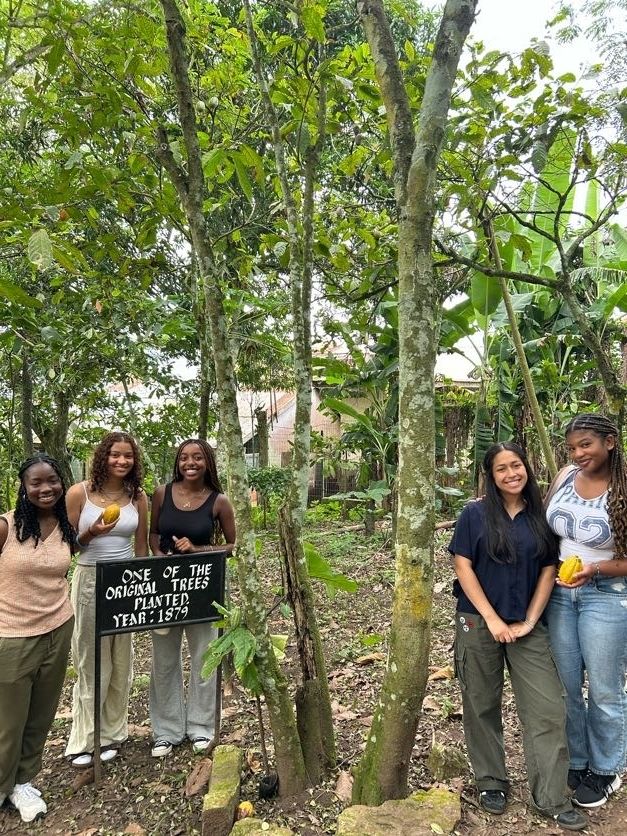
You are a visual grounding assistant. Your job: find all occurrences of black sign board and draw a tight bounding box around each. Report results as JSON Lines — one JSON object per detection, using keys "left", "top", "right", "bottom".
{"left": 95, "top": 551, "right": 227, "bottom": 635}
{"left": 93, "top": 551, "right": 226, "bottom": 782}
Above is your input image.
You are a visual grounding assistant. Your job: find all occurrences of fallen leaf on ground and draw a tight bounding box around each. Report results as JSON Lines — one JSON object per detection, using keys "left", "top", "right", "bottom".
{"left": 422, "top": 696, "right": 441, "bottom": 712}
{"left": 127, "top": 724, "right": 151, "bottom": 737}
{"left": 246, "top": 749, "right": 262, "bottom": 773}
{"left": 222, "top": 704, "right": 240, "bottom": 718}
{"left": 123, "top": 823, "right": 146, "bottom": 835}
{"left": 71, "top": 768, "right": 94, "bottom": 792}
{"left": 185, "top": 758, "right": 212, "bottom": 797}
{"left": 223, "top": 728, "right": 245, "bottom": 744}
{"left": 355, "top": 652, "right": 385, "bottom": 666}
{"left": 428, "top": 665, "right": 454, "bottom": 681}
{"left": 334, "top": 770, "right": 353, "bottom": 803}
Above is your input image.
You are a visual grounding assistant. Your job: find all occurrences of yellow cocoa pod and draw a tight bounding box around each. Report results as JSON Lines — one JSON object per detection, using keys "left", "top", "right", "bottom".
{"left": 235, "top": 801, "right": 255, "bottom": 820}
{"left": 102, "top": 503, "right": 121, "bottom": 524}
{"left": 558, "top": 555, "right": 583, "bottom": 583}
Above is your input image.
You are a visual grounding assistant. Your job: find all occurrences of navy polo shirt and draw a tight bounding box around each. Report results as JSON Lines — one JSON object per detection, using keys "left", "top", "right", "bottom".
{"left": 448, "top": 500, "right": 557, "bottom": 622}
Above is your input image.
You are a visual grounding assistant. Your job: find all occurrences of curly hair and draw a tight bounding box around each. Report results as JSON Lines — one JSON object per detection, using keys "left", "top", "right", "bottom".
{"left": 90, "top": 431, "right": 143, "bottom": 500}
{"left": 482, "top": 441, "right": 558, "bottom": 564}
{"left": 565, "top": 413, "right": 627, "bottom": 559}
{"left": 172, "top": 438, "right": 222, "bottom": 493}
{"left": 15, "top": 454, "right": 76, "bottom": 551}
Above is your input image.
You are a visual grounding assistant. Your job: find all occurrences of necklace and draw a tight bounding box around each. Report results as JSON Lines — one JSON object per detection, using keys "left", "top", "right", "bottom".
{"left": 178, "top": 487, "right": 208, "bottom": 509}
{"left": 96, "top": 486, "right": 127, "bottom": 505}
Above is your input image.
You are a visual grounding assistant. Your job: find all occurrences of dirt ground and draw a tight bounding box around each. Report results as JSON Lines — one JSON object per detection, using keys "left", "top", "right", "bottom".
{"left": 1, "top": 528, "right": 626, "bottom": 835}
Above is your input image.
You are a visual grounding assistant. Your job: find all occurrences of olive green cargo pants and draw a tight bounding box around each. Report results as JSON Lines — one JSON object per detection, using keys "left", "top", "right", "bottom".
{"left": 454, "top": 612, "right": 572, "bottom": 816}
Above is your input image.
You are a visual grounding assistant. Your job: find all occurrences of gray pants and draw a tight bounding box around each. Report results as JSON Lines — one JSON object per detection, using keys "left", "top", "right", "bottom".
{"left": 454, "top": 612, "right": 572, "bottom": 816}
{"left": 149, "top": 622, "right": 218, "bottom": 743}
{"left": 65, "top": 565, "right": 133, "bottom": 756}
{"left": 0, "top": 617, "right": 73, "bottom": 793}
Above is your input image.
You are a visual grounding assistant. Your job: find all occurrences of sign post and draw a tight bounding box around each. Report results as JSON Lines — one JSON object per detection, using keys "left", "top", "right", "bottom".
{"left": 93, "top": 551, "right": 226, "bottom": 783}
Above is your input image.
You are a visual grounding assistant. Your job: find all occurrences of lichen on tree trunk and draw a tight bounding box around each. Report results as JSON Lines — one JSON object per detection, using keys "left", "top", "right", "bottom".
{"left": 157, "top": 0, "right": 307, "bottom": 796}
{"left": 352, "top": 0, "right": 478, "bottom": 804}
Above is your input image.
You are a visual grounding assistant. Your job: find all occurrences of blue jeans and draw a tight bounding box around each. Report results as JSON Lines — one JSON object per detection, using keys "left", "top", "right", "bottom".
{"left": 546, "top": 577, "right": 627, "bottom": 775}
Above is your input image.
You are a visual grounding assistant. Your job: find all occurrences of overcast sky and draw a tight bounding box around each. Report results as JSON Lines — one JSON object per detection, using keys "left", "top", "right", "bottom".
{"left": 435, "top": 0, "right": 599, "bottom": 379}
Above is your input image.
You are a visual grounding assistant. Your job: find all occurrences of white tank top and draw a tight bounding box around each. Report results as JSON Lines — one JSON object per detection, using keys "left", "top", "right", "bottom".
{"left": 77, "top": 484, "right": 139, "bottom": 566}
{"left": 546, "top": 469, "right": 614, "bottom": 564}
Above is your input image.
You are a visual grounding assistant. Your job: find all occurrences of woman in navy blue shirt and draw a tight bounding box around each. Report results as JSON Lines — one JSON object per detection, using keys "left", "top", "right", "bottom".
{"left": 450, "top": 442, "right": 585, "bottom": 831}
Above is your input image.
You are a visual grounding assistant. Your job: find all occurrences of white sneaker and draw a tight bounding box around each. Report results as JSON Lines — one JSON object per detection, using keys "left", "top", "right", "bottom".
{"left": 100, "top": 747, "right": 118, "bottom": 763}
{"left": 191, "top": 737, "right": 213, "bottom": 754}
{"left": 70, "top": 752, "right": 93, "bottom": 767}
{"left": 9, "top": 783, "right": 47, "bottom": 822}
{"left": 151, "top": 740, "right": 173, "bottom": 757}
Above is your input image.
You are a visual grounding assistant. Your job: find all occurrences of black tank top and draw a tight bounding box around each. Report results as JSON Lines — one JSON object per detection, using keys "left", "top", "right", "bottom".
{"left": 158, "top": 483, "right": 218, "bottom": 554}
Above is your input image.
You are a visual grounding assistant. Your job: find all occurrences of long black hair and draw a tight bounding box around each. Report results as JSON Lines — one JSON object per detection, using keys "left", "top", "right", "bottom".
{"left": 15, "top": 454, "right": 76, "bottom": 551}
{"left": 483, "top": 442, "right": 558, "bottom": 564}
{"left": 565, "top": 413, "right": 627, "bottom": 559}
{"left": 172, "top": 438, "right": 222, "bottom": 493}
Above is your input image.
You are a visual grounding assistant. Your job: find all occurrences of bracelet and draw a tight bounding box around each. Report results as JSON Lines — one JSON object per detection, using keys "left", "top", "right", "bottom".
{"left": 524, "top": 618, "right": 536, "bottom": 629}
{"left": 76, "top": 534, "right": 85, "bottom": 549}
{"left": 594, "top": 564, "right": 601, "bottom": 578}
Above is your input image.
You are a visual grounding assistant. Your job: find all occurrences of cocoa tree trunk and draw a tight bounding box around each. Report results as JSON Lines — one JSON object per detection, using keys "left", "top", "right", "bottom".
{"left": 243, "top": 0, "right": 335, "bottom": 773}
{"left": 20, "top": 348, "right": 34, "bottom": 459}
{"left": 157, "top": 0, "right": 307, "bottom": 795}
{"left": 352, "top": 0, "right": 477, "bottom": 804}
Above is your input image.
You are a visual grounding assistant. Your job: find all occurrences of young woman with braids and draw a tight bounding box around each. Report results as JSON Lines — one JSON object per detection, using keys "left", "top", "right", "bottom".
{"left": 0, "top": 455, "right": 75, "bottom": 823}
{"left": 64, "top": 432, "right": 148, "bottom": 768}
{"left": 546, "top": 413, "right": 627, "bottom": 808}
{"left": 449, "top": 442, "right": 586, "bottom": 831}
{"left": 148, "top": 439, "right": 235, "bottom": 758}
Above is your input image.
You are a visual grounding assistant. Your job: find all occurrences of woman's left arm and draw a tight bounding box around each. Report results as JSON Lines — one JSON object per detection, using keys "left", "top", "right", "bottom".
{"left": 214, "top": 494, "right": 236, "bottom": 555}
{"left": 173, "top": 494, "right": 236, "bottom": 555}
{"left": 570, "top": 558, "right": 627, "bottom": 584}
{"left": 134, "top": 491, "right": 149, "bottom": 557}
{"left": 511, "top": 564, "right": 556, "bottom": 638}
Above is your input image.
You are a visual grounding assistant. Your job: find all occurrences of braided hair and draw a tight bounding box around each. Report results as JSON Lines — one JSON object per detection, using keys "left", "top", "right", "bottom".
{"left": 15, "top": 454, "right": 76, "bottom": 551}
{"left": 565, "top": 413, "right": 627, "bottom": 559}
{"left": 90, "top": 431, "right": 143, "bottom": 500}
{"left": 160, "top": 440, "right": 223, "bottom": 553}
{"left": 172, "top": 439, "right": 223, "bottom": 494}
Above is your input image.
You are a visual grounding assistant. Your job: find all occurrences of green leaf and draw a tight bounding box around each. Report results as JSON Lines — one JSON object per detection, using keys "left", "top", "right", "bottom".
{"left": 271, "top": 633, "right": 288, "bottom": 661}
{"left": 303, "top": 541, "right": 358, "bottom": 596}
{"left": 470, "top": 271, "right": 501, "bottom": 316}
{"left": 233, "top": 153, "right": 253, "bottom": 203}
{"left": 27, "top": 229, "right": 54, "bottom": 271}
{"left": 0, "top": 277, "right": 41, "bottom": 307}
{"left": 301, "top": 5, "right": 325, "bottom": 42}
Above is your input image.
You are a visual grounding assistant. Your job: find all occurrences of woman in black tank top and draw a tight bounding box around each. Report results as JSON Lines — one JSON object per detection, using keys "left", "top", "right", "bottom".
{"left": 148, "top": 439, "right": 235, "bottom": 757}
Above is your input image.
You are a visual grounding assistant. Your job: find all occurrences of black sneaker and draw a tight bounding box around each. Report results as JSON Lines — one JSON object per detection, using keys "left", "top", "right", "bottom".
{"left": 573, "top": 771, "right": 621, "bottom": 808}
{"left": 480, "top": 790, "right": 506, "bottom": 814}
{"left": 552, "top": 808, "right": 588, "bottom": 831}
{"left": 567, "top": 768, "right": 588, "bottom": 791}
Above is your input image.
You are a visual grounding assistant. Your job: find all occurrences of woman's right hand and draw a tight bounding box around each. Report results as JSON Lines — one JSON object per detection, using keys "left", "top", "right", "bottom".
{"left": 486, "top": 614, "right": 516, "bottom": 643}
{"left": 87, "top": 514, "right": 118, "bottom": 538}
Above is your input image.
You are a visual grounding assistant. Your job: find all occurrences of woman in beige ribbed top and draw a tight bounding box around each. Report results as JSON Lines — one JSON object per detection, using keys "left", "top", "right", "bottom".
{"left": 0, "top": 454, "right": 75, "bottom": 824}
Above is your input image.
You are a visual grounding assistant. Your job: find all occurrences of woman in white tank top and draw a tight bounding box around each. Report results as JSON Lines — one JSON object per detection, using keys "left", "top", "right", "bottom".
{"left": 64, "top": 432, "right": 148, "bottom": 768}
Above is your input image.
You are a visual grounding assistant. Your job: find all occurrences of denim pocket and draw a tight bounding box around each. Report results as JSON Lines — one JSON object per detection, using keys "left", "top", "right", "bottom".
{"left": 594, "top": 577, "right": 627, "bottom": 596}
